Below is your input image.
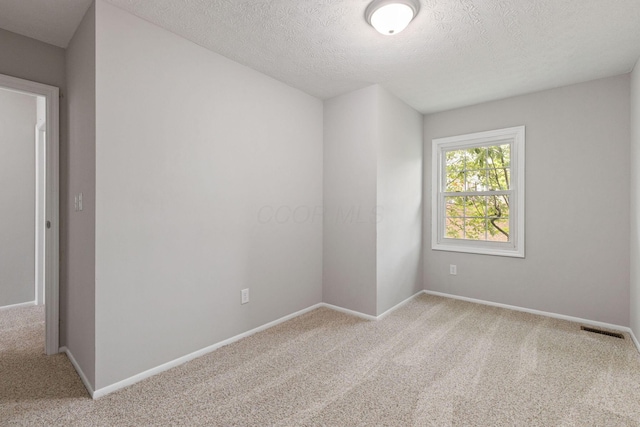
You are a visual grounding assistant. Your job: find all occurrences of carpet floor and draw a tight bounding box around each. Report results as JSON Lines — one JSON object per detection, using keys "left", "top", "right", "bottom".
{"left": 2, "top": 294, "right": 640, "bottom": 426}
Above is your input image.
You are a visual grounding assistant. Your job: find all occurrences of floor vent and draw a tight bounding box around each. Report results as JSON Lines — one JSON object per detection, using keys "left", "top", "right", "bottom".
{"left": 580, "top": 326, "right": 624, "bottom": 339}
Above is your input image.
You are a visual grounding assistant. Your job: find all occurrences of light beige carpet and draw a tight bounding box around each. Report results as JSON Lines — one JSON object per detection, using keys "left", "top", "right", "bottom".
{"left": 2, "top": 294, "right": 640, "bottom": 426}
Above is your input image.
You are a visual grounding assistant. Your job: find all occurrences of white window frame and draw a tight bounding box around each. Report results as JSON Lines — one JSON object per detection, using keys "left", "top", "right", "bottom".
{"left": 431, "top": 126, "right": 525, "bottom": 258}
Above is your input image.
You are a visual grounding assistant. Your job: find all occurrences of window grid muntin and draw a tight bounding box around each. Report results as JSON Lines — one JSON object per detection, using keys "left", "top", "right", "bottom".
{"left": 444, "top": 194, "right": 512, "bottom": 242}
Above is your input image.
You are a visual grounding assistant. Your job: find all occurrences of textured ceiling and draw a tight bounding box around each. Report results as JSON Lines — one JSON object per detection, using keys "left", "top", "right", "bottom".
{"left": 102, "top": 0, "right": 640, "bottom": 113}
{"left": 0, "top": 0, "right": 92, "bottom": 48}
{"left": 1, "top": 0, "right": 640, "bottom": 113}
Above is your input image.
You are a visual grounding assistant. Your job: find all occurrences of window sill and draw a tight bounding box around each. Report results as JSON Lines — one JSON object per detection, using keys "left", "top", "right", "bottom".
{"left": 432, "top": 242, "right": 524, "bottom": 258}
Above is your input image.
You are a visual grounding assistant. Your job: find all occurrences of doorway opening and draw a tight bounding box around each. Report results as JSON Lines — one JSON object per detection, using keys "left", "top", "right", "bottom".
{"left": 0, "top": 73, "right": 60, "bottom": 355}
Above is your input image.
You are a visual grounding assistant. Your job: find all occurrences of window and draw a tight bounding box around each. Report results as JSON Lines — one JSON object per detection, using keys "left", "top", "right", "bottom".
{"left": 432, "top": 126, "right": 525, "bottom": 257}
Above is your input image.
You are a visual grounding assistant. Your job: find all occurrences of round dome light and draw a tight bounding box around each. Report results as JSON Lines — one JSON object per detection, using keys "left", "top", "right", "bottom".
{"left": 365, "top": 0, "right": 420, "bottom": 36}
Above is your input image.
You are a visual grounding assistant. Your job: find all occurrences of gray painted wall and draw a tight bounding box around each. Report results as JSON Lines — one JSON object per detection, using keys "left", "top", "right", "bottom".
{"left": 323, "top": 85, "right": 423, "bottom": 316}
{"left": 0, "top": 89, "right": 36, "bottom": 307}
{"left": 323, "top": 86, "right": 378, "bottom": 316}
{"left": 376, "top": 87, "right": 423, "bottom": 315}
{"left": 0, "top": 28, "right": 65, "bottom": 90}
{"left": 94, "top": 0, "right": 323, "bottom": 389}
{"left": 631, "top": 59, "right": 640, "bottom": 338}
{"left": 65, "top": 3, "right": 96, "bottom": 387}
{"left": 423, "top": 75, "right": 631, "bottom": 326}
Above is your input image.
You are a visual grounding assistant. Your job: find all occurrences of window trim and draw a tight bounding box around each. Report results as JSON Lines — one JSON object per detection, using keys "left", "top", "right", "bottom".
{"left": 431, "top": 126, "right": 525, "bottom": 258}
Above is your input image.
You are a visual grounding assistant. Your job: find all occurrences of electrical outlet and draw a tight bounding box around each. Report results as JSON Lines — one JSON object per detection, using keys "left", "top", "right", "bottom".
{"left": 74, "top": 196, "right": 78, "bottom": 212}
{"left": 78, "top": 192, "right": 83, "bottom": 211}
{"left": 449, "top": 264, "right": 457, "bottom": 275}
{"left": 241, "top": 288, "right": 249, "bottom": 304}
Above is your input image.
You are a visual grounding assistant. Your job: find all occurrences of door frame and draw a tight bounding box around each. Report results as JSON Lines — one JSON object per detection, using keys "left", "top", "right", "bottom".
{"left": 0, "top": 73, "right": 60, "bottom": 355}
{"left": 35, "top": 96, "right": 46, "bottom": 306}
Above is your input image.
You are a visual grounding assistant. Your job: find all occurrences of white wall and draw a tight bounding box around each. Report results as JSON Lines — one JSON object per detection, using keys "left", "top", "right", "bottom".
{"left": 376, "top": 88, "right": 423, "bottom": 314}
{"left": 94, "top": 0, "right": 323, "bottom": 389}
{"left": 65, "top": 2, "right": 96, "bottom": 387}
{"left": 323, "top": 86, "right": 379, "bottom": 316}
{"left": 631, "top": 59, "right": 640, "bottom": 338}
{"left": 0, "top": 89, "right": 36, "bottom": 307}
{"left": 424, "top": 75, "right": 631, "bottom": 326}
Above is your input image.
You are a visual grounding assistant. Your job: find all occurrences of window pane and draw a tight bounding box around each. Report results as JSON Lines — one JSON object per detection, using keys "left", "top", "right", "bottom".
{"left": 464, "top": 196, "right": 486, "bottom": 218}
{"left": 464, "top": 217, "right": 487, "bottom": 240}
{"left": 445, "top": 170, "right": 464, "bottom": 192}
{"left": 488, "top": 219, "right": 510, "bottom": 242}
{"left": 465, "top": 147, "right": 486, "bottom": 169}
{"left": 445, "top": 197, "right": 464, "bottom": 218}
{"left": 487, "top": 195, "right": 509, "bottom": 218}
{"left": 465, "top": 169, "right": 489, "bottom": 192}
{"left": 446, "top": 217, "right": 464, "bottom": 239}
{"left": 487, "top": 144, "right": 510, "bottom": 168}
{"left": 488, "top": 167, "right": 510, "bottom": 191}
{"left": 446, "top": 150, "right": 465, "bottom": 171}
{"left": 445, "top": 150, "right": 465, "bottom": 192}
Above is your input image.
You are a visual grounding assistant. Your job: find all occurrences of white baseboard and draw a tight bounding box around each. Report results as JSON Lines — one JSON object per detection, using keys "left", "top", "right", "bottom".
{"left": 423, "top": 290, "right": 640, "bottom": 354}
{"left": 60, "top": 346, "right": 95, "bottom": 398}
{"left": 92, "top": 303, "right": 324, "bottom": 399}
{"left": 77, "top": 289, "right": 640, "bottom": 400}
{"left": 629, "top": 328, "right": 640, "bottom": 354}
{"left": 376, "top": 290, "right": 425, "bottom": 320}
{"left": 321, "top": 303, "right": 378, "bottom": 321}
{"left": 0, "top": 300, "right": 36, "bottom": 311}
{"left": 90, "top": 294, "right": 424, "bottom": 399}
{"left": 89, "top": 293, "right": 429, "bottom": 398}
{"left": 323, "top": 290, "right": 425, "bottom": 321}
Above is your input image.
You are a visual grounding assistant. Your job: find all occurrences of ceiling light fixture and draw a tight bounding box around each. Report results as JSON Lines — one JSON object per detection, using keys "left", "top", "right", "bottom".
{"left": 365, "top": 0, "right": 420, "bottom": 36}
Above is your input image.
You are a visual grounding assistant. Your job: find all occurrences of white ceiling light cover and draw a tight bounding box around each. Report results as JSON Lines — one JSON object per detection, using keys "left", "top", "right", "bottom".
{"left": 365, "top": 0, "right": 420, "bottom": 35}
